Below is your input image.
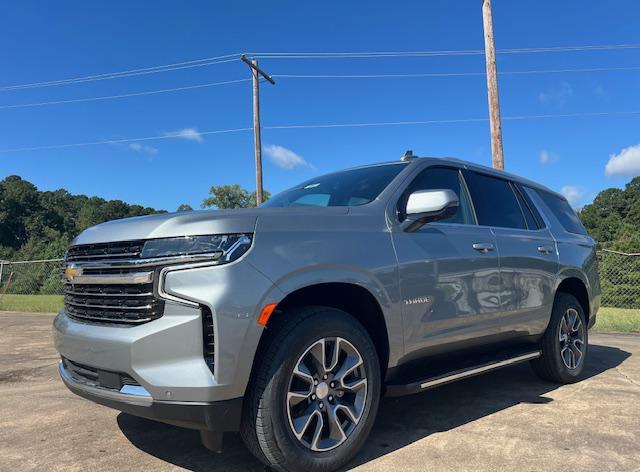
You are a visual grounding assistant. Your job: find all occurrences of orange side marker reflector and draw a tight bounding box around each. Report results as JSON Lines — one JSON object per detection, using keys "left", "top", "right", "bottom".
{"left": 258, "top": 303, "right": 277, "bottom": 326}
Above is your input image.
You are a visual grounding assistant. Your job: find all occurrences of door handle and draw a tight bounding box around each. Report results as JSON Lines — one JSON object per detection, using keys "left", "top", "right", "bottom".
{"left": 473, "top": 243, "right": 495, "bottom": 253}
{"left": 537, "top": 246, "right": 554, "bottom": 254}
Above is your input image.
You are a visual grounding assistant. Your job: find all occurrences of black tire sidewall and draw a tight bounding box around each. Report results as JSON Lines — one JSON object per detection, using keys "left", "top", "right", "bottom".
{"left": 261, "top": 308, "right": 381, "bottom": 471}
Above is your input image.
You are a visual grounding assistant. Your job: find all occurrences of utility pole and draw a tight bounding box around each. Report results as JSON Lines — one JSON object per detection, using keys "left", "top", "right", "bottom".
{"left": 240, "top": 55, "right": 275, "bottom": 205}
{"left": 482, "top": 0, "right": 504, "bottom": 170}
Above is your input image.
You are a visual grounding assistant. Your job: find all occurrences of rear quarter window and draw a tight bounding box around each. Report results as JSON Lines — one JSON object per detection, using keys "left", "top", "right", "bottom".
{"left": 532, "top": 188, "right": 587, "bottom": 235}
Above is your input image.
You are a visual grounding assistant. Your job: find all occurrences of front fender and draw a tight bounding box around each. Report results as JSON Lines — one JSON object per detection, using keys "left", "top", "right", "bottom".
{"left": 257, "top": 264, "right": 404, "bottom": 369}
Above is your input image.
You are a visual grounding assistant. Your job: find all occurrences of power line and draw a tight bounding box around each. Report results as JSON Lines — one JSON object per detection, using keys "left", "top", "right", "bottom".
{"left": 273, "top": 65, "right": 640, "bottom": 79}
{"left": 252, "top": 43, "right": 640, "bottom": 59}
{"left": 0, "top": 127, "right": 253, "bottom": 153}
{"left": 0, "top": 55, "right": 240, "bottom": 92}
{"left": 2, "top": 65, "right": 638, "bottom": 111}
{"left": 0, "top": 78, "right": 250, "bottom": 110}
{"left": 2, "top": 110, "right": 639, "bottom": 154}
{"left": 3, "top": 43, "right": 639, "bottom": 92}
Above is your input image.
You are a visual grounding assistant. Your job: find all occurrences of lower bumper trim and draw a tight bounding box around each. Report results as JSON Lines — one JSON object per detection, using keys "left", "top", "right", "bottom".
{"left": 60, "top": 362, "right": 243, "bottom": 432}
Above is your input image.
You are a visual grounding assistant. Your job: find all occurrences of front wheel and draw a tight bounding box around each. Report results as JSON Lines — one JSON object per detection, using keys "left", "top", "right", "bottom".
{"left": 531, "top": 292, "right": 588, "bottom": 383}
{"left": 241, "top": 306, "right": 381, "bottom": 472}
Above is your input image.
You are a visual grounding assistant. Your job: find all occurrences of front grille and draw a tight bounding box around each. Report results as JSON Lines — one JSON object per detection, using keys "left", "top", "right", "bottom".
{"left": 66, "top": 240, "right": 145, "bottom": 262}
{"left": 64, "top": 240, "right": 164, "bottom": 326}
{"left": 62, "top": 357, "right": 141, "bottom": 390}
{"left": 64, "top": 283, "right": 163, "bottom": 325}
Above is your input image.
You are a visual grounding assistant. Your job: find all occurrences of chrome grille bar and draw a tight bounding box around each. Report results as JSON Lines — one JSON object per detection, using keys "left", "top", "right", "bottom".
{"left": 67, "top": 271, "right": 153, "bottom": 285}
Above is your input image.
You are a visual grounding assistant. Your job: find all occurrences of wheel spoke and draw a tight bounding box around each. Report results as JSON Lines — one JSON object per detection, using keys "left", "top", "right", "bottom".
{"left": 307, "top": 339, "right": 327, "bottom": 376}
{"left": 569, "top": 309, "right": 582, "bottom": 333}
{"left": 559, "top": 316, "right": 570, "bottom": 339}
{"left": 288, "top": 391, "right": 310, "bottom": 407}
{"left": 326, "top": 405, "right": 347, "bottom": 444}
{"left": 342, "top": 377, "right": 367, "bottom": 392}
{"left": 292, "top": 407, "right": 321, "bottom": 440}
{"left": 561, "top": 346, "right": 572, "bottom": 368}
{"left": 335, "top": 401, "right": 359, "bottom": 423}
{"left": 569, "top": 341, "right": 583, "bottom": 367}
{"left": 309, "top": 411, "right": 324, "bottom": 450}
{"left": 334, "top": 355, "right": 363, "bottom": 385}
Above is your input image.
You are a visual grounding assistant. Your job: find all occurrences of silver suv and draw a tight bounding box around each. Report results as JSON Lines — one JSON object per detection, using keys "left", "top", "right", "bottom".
{"left": 54, "top": 155, "right": 600, "bottom": 471}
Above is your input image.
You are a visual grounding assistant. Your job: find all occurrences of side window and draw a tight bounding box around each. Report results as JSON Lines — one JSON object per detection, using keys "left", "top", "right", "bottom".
{"left": 513, "top": 183, "right": 542, "bottom": 229}
{"left": 533, "top": 188, "right": 588, "bottom": 235}
{"left": 399, "top": 167, "right": 474, "bottom": 224}
{"left": 463, "top": 171, "right": 527, "bottom": 229}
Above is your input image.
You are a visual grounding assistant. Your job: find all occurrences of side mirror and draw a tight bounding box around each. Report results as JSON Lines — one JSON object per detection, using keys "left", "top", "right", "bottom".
{"left": 402, "top": 189, "right": 459, "bottom": 232}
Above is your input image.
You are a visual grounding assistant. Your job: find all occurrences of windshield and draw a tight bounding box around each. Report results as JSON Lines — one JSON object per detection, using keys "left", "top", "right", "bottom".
{"left": 261, "top": 163, "right": 407, "bottom": 208}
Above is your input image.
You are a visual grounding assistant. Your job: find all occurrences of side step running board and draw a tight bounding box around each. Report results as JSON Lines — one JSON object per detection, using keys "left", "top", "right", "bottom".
{"left": 386, "top": 351, "right": 541, "bottom": 397}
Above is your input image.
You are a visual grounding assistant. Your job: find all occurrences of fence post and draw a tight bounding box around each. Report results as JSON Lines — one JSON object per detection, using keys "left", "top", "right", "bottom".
{"left": 0, "top": 261, "right": 3, "bottom": 289}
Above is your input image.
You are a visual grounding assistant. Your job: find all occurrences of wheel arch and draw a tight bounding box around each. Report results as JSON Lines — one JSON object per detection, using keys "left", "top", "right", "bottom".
{"left": 556, "top": 275, "right": 590, "bottom": 319}
{"left": 257, "top": 281, "right": 392, "bottom": 381}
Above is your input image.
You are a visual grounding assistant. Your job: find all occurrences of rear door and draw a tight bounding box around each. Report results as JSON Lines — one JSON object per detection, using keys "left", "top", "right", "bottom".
{"left": 462, "top": 170, "right": 558, "bottom": 336}
{"left": 390, "top": 165, "right": 503, "bottom": 360}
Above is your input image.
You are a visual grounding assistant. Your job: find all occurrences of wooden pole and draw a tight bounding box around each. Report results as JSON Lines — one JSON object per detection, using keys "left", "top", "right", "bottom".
{"left": 240, "top": 55, "right": 275, "bottom": 206}
{"left": 251, "top": 60, "right": 264, "bottom": 205}
{"left": 482, "top": 0, "right": 504, "bottom": 170}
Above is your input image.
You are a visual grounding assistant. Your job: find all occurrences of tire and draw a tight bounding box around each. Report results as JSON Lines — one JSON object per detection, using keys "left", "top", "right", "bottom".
{"left": 531, "top": 292, "right": 588, "bottom": 383}
{"left": 240, "top": 306, "right": 381, "bottom": 472}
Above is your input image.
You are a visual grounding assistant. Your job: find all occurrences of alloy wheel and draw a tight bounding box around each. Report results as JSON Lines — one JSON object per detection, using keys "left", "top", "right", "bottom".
{"left": 558, "top": 307, "right": 585, "bottom": 370}
{"left": 286, "top": 337, "right": 367, "bottom": 452}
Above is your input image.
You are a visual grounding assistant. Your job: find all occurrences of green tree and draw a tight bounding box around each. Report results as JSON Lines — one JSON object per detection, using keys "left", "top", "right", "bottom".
{"left": 580, "top": 176, "right": 640, "bottom": 252}
{"left": 0, "top": 175, "right": 164, "bottom": 263}
{"left": 201, "top": 184, "right": 270, "bottom": 209}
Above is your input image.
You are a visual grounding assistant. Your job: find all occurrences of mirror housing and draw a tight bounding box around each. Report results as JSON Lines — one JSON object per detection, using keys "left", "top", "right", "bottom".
{"left": 401, "top": 189, "right": 459, "bottom": 232}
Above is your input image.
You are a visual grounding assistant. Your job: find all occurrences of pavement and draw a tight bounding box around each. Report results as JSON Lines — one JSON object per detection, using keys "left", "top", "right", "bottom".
{"left": 0, "top": 311, "right": 639, "bottom": 472}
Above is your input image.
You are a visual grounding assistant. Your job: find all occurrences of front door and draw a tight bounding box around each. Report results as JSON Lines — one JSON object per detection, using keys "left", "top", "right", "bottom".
{"left": 391, "top": 165, "right": 503, "bottom": 361}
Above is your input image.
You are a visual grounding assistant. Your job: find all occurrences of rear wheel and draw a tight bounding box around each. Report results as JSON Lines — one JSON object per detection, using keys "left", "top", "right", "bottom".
{"left": 531, "top": 292, "right": 588, "bottom": 383}
{"left": 241, "top": 306, "right": 381, "bottom": 472}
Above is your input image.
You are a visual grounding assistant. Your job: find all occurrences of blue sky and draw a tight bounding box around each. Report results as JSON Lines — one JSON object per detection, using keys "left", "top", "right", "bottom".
{"left": 1, "top": 0, "right": 639, "bottom": 210}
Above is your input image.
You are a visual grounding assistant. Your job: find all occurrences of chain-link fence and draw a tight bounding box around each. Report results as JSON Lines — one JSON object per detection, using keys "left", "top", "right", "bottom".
{"left": 598, "top": 250, "right": 640, "bottom": 309}
{"left": 0, "top": 259, "right": 64, "bottom": 296}
{"left": 0, "top": 251, "right": 639, "bottom": 309}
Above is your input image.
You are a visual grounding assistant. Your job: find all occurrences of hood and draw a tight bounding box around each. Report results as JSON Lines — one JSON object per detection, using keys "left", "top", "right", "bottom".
{"left": 72, "top": 206, "right": 349, "bottom": 245}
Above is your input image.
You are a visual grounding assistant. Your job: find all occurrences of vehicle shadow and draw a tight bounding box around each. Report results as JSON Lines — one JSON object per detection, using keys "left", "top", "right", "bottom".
{"left": 117, "top": 343, "right": 630, "bottom": 471}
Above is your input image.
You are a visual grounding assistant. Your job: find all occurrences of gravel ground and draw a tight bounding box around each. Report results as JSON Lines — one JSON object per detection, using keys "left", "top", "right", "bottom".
{"left": 1, "top": 311, "right": 639, "bottom": 471}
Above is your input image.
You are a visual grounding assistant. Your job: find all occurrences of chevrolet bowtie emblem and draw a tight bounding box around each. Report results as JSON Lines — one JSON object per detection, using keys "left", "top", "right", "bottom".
{"left": 64, "top": 263, "right": 82, "bottom": 282}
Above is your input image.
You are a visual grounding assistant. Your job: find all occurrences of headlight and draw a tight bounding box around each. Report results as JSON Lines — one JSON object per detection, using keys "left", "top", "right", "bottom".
{"left": 140, "top": 234, "right": 253, "bottom": 263}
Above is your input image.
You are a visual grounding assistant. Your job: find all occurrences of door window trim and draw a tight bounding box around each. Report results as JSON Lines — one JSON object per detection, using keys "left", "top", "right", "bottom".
{"left": 461, "top": 169, "right": 548, "bottom": 232}
{"left": 395, "top": 165, "right": 478, "bottom": 226}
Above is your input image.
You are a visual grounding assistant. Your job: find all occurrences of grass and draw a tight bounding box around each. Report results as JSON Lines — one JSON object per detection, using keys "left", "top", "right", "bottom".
{"left": 0, "top": 294, "right": 63, "bottom": 313}
{"left": 0, "top": 295, "right": 638, "bottom": 333}
{"left": 593, "top": 307, "right": 640, "bottom": 333}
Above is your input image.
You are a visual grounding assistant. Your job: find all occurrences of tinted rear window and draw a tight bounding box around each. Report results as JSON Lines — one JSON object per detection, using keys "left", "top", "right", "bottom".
{"left": 262, "top": 163, "right": 407, "bottom": 208}
{"left": 463, "top": 171, "right": 526, "bottom": 229}
{"left": 533, "top": 189, "right": 587, "bottom": 235}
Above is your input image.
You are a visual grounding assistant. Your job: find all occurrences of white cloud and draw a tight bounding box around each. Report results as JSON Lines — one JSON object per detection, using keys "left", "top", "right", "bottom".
{"left": 539, "top": 82, "right": 573, "bottom": 107}
{"left": 605, "top": 144, "right": 640, "bottom": 178}
{"left": 164, "top": 128, "right": 203, "bottom": 143}
{"left": 263, "top": 144, "right": 311, "bottom": 169}
{"left": 539, "top": 150, "right": 558, "bottom": 165}
{"left": 129, "top": 142, "right": 158, "bottom": 155}
{"left": 561, "top": 186, "right": 584, "bottom": 207}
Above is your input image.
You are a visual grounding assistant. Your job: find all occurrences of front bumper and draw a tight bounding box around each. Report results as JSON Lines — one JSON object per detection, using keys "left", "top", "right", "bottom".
{"left": 59, "top": 360, "right": 242, "bottom": 431}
